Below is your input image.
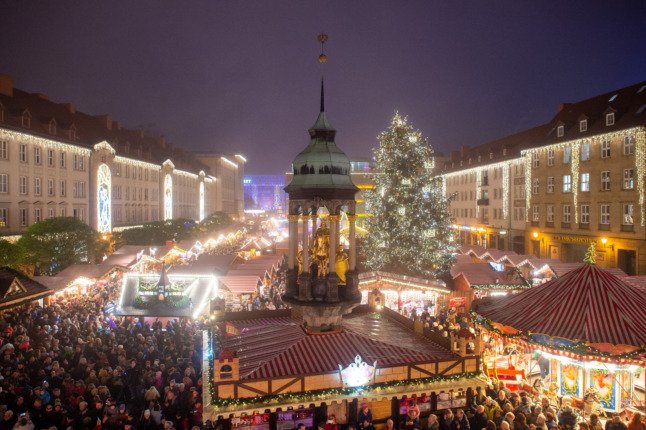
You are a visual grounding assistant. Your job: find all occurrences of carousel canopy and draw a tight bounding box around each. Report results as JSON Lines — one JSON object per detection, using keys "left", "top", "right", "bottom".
{"left": 474, "top": 263, "right": 646, "bottom": 347}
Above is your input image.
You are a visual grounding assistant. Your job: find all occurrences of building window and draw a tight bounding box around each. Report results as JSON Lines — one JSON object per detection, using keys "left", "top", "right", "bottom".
{"left": 547, "top": 148, "right": 554, "bottom": 166}
{"left": 34, "top": 208, "right": 41, "bottom": 223}
{"left": 60, "top": 208, "right": 66, "bottom": 217}
{"left": 563, "top": 175, "right": 571, "bottom": 192}
{"left": 624, "top": 136, "right": 635, "bottom": 155}
{"left": 581, "top": 143, "right": 590, "bottom": 161}
{"left": 19, "top": 176, "right": 27, "bottom": 195}
{"left": 581, "top": 205, "right": 590, "bottom": 224}
{"left": 73, "top": 154, "right": 85, "bottom": 171}
{"left": 601, "top": 171, "right": 611, "bottom": 191}
{"left": 563, "top": 146, "right": 572, "bottom": 164}
{"left": 47, "top": 149, "right": 54, "bottom": 167}
{"left": 532, "top": 178, "right": 539, "bottom": 194}
{"left": 623, "top": 203, "right": 634, "bottom": 225}
{"left": 579, "top": 119, "right": 587, "bottom": 132}
{"left": 0, "top": 141, "right": 7, "bottom": 159}
{"left": 0, "top": 208, "right": 7, "bottom": 227}
{"left": 19, "top": 208, "right": 27, "bottom": 227}
{"left": 19, "top": 144, "right": 27, "bottom": 163}
{"left": 0, "top": 174, "right": 7, "bottom": 193}
{"left": 532, "top": 152, "right": 539, "bottom": 168}
{"left": 557, "top": 125, "right": 564, "bottom": 137}
{"left": 547, "top": 205, "right": 554, "bottom": 223}
{"left": 547, "top": 176, "right": 554, "bottom": 193}
{"left": 34, "top": 147, "right": 41, "bottom": 165}
{"left": 606, "top": 112, "right": 615, "bottom": 126}
{"left": 59, "top": 152, "right": 66, "bottom": 168}
{"left": 34, "top": 177, "right": 41, "bottom": 196}
{"left": 580, "top": 173, "right": 589, "bottom": 192}
{"left": 601, "top": 140, "right": 611, "bottom": 158}
{"left": 623, "top": 169, "right": 634, "bottom": 189}
{"left": 532, "top": 205, "right": 539, "bottom": 222}
{"left": 563, "top": 205, "right": 571, "bottom": 223}
{"left": 48, "top": 208, "right": 54, "bottom": 219}
{"left": 600, "top": 204, "right": 610, "bottom": 225}
{"left": 47, "top": 179, "right": 54, "bottom": 197}
{"left": 59, "top": 180, "right": 66, "bottom": 197}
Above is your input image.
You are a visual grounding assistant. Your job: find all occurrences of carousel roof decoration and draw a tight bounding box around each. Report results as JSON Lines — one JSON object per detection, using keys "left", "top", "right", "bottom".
{"left": 473, "top": 249, "right": 646, "bottom": 362}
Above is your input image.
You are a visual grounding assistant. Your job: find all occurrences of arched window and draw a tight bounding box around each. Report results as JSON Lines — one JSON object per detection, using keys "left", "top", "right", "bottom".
{"left": 220, "top": 364, "right": 233, "bottom": 379}
{"left": 300, "top": 165, "right": 308, "bottom": 174}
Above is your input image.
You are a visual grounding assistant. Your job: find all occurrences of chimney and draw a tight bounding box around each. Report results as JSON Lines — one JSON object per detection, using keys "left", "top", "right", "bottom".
{"left": 0, "top": 74, "right": 13, "bottom": 97}
{"left": 559, "top": 103, "right": 571, "bottom": 112}
{"left": 112, "top": 120, "right": 120, "bottom": 130}
{"left": 158, "top": 136, "right": 167, "bottom": 148}
{"left": 96, "top": 114, "right": 112, "bottom": 130}
{"left": 36, "top": 93, "right": 48, "bottom": 101}
{"left": 62, "top": 103, "right": 75, "bottom": 114}
{"left": 460, "top": 145, "right": 469, "bottom": 158}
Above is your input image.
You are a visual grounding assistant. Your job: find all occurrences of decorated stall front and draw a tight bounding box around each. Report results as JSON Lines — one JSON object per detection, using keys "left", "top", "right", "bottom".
{"left": 358, "top": 271, "right": 449, "bottom": 316}
{"left": 472, "top": 250, "right": 646, "bottom": 415}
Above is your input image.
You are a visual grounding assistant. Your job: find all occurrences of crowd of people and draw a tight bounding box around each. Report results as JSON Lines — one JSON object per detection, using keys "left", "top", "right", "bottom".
{"left": 0, "top": 279, "right": 205, "bottom": 429}
{"left": 314, "top": 383, "right": 644, "bottom": 430}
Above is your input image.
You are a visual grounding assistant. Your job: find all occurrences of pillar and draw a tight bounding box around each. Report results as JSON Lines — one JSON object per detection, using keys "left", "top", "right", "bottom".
{"left": 328, "top": 215, "right": 338, "bottom": 274}
{"left": 301, "top": 215, "right": 309, "bottom": 272}
{"left": 288, "top": 214, "right": 298, "bottom": 270}
{"left": 348, "top": 214, "right": 357, "bottom": 271}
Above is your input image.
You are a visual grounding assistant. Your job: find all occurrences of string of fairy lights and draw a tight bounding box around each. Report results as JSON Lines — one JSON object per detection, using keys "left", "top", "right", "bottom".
{"left": 522, "top": 127, "right": 645, "bottom": 225}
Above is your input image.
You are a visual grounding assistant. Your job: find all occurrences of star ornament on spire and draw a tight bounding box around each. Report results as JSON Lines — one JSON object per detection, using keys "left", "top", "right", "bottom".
{"left": 318, "top": 33, "right": 328, "bottom": 63}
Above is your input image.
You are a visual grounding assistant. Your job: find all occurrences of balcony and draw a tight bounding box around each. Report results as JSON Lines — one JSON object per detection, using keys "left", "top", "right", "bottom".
{"left": 530, "top": 221, "right": 539, "bottom": 227}
{"left": 545, "top": 222, "right": 554, "bottom": 228}
{"left": 621, "top": 224, "right": 634, "bottom": 232}
{"left": 476, "top": 198, "right": 490, "bottom": 206}
{"left": 561, "top": 222, "right": 571, "bottom": 229}
{"left": 579, "top": 223, "right": 589, "bottom": 230}
{"left": 598, "top": 224, "right": 610, "bottom": 231}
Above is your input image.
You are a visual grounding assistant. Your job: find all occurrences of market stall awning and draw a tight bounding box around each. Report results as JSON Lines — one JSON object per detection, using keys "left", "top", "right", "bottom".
{"left": 474, "top": 263, "right": 646, "bottom": 347}
{"left": 0, "top": 267, "right": 53, "bottom": 310}
{"left": 218, "top": 276, "right": 261, "bottom": 294}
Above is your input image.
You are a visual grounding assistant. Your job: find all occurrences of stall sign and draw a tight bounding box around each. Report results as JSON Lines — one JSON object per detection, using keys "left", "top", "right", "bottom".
{"left": 448, "top": 297, "right": 467, "bottom": 308}
{"left": 293, "top": 408, "right": 314, "bottom": 429}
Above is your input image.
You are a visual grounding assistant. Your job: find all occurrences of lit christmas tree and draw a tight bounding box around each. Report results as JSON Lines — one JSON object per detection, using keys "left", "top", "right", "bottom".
{"left": 365, "top": 112, "right": 456, "bottom": 278}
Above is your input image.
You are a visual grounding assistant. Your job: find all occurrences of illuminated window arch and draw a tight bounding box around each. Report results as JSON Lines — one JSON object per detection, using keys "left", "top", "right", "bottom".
{"left": 199, "top": 181, "right": 205, "bottom": 221}
{"left": 97, "top": 164, "right": 112, "bottom": 233}
{"left": 164, "top": 174, "right": 173, "bottom": 220}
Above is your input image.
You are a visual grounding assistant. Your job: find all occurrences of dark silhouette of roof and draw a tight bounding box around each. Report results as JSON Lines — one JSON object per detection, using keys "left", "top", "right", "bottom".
{"left": 0, "top": 267, "right": 53, "bottom": 310}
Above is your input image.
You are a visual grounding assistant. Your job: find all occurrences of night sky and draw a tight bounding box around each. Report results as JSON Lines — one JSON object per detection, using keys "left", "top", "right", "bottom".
{"left": 1, "top": 1, "right": 645, "bottom": 174}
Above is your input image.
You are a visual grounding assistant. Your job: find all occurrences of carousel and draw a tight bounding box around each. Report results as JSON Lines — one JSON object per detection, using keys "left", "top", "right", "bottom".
{"left": 472, "top": 245, "right": 646, "bottom": 416}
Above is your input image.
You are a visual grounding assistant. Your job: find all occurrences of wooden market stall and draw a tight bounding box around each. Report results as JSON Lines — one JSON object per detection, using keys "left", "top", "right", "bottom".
{"left": 473, "top": 258, "right": 646, "bottom": 415}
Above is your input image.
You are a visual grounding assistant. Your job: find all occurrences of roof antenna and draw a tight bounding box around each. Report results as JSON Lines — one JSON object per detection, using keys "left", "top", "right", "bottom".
{"left": 318, "top": 33, "right": 328, "bottom": 112}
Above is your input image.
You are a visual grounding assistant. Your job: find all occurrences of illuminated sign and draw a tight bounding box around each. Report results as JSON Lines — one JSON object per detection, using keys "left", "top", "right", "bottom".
{"left": 552, "top": 235, "right": 597, "bottom": 244}
{"left": 338, "top": 355, "right": 376, "bottom": 387}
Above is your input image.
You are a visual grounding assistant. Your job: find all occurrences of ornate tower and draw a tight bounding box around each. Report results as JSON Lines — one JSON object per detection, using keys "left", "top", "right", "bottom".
{"left": 283, "top": 34, "right": 361, "bottom": 332}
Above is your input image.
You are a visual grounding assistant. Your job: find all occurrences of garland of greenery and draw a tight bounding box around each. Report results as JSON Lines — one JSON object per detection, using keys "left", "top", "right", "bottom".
{"left": 472, "top": 311, "right": 646, "bottom": 361}
{"left": 209, "top": 371, "right": 482, "bottom": 409}
{"left": 134, "top": 295, "right": 191, "bottom": 309}
{"left": 471, "top": 284, "right": 531, "bottom": 290}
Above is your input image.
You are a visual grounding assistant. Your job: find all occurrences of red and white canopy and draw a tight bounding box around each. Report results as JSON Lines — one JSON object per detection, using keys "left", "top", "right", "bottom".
{"left": 475, "top": 263, "right": 646, "bottom": 347}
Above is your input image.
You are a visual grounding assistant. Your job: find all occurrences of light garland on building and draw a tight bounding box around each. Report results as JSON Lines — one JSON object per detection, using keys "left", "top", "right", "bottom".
{"left": 475, "top": 170, "right": 481, "bottom": 218}
{"left": 114, "top": 155, "right": 161, "bottom": 170}
{"left": 97, "top": 164, "right": 112, "bottom": 233}
{"left": 502, "top": 164, "right": 510, "bottom": 219}
{"left": 221, "top": 156, "right": 238, "bottom": 168}
{"left": 635, "top": 129, "right": 646, "bottom": 226}
{"left": 164, "top": 174, "right": 173, "bottom": 220}
{"left": 571, "top": 142, "right": 580, "bottom": 223}
{"left": 522, "top": 127, "right": 645, "bottom": 224}
{"left": 0, "top": 129, "right": 92, "bottom": 155}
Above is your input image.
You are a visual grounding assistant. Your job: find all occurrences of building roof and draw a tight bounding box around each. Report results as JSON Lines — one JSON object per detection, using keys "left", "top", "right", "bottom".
{"left": 474, "top": 263, "right": 646, "bottom": 347}
{"left": 222, "top": 311, "right": 458, "bottom": 381}
{"left": 441, "top": 80, "right": 646, "bottom": 174}
{"left": 284, "top": 81, "right": 357, "bottom": 200}
{"left": 0, "top": 267, "right": 53, "bottom": 310}
{"left": 452, "top": 263, "right": 526, "bottom": 288}
{"left": 0, "top": 75, "right": 209, "bottom": 174}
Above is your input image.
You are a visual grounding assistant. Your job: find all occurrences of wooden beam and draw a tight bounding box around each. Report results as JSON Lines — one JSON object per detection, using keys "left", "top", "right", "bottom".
{"left": 410, "top": 364, "right": 435, "bottom": 377}
{"left": 438, "top": 358, "right": 463, "bottom": 376}
{"left": 238, "top": 383, "right": 268, "bottom": 396}
{"left": 272, "top": 378, "right": 299, "bottom": 394}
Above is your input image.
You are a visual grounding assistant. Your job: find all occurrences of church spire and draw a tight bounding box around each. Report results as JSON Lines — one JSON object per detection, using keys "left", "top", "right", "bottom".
{"left": 320, "top": 77, "right": 325, "bottom": 113}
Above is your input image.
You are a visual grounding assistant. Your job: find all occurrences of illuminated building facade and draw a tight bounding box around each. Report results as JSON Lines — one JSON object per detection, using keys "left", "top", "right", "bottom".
{"left": 242, "top": 175, "right": 286, "bottom": 212}
{"left": 439, "top": 80, "right": 646, "bottom": 274}
{"left": 0, "top": 74, "right": 242, "bottom": 234}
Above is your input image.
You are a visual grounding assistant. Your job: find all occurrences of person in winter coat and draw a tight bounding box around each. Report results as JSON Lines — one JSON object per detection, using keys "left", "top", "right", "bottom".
{"left": 440, "top": 410, "right": 454, "bottom": 430}
{"left": 627, "top": 413, "right": 645, "bottom": 430}
{"left": 558, "top": 406, "right": 577, "bottom": 430}
{"left": 470, "top": 405, "right": 488, "bottom": 430}
{"left": 451, "top": 409, "right": 470, "bottom": 430}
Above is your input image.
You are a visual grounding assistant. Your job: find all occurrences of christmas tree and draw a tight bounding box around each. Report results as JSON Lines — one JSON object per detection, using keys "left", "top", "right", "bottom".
{"left": 364, "top": 112, "right": 456, "bottom": 278}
